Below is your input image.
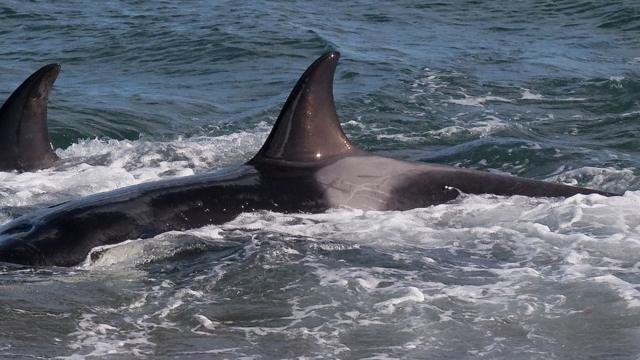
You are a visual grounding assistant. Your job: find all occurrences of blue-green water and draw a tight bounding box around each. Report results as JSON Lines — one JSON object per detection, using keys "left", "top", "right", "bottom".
{"left": 1, "top": 1, "right": 640, "bottom": 359}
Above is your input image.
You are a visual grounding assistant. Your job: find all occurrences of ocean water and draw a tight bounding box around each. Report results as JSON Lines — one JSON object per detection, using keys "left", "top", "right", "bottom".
{"left": 1, "top": 1, "right": 640, "bottom": 359}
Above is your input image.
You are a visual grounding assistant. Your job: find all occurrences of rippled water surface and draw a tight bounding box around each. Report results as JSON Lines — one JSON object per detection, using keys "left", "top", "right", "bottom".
{"left": 1, "top": 1, "right": 640, "bottom": 359}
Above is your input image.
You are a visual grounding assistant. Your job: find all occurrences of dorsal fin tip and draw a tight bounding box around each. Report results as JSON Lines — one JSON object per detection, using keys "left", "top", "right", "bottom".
{"left": 0, "top": 64, "right": 61, "bottom": 171}
{"left": 14, "top": 64, "right": 61, "bottom": 99}
{"left": 250, "top": 51, "right": 358, "bottom": 165}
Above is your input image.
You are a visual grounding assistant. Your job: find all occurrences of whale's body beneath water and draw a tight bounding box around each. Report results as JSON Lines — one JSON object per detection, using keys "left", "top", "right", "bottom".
{"left": 0, "top": 52, "right": 618, "bottom": 266}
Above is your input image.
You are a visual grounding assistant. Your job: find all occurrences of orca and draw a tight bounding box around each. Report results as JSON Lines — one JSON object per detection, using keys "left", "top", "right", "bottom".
{"left": 0, "top": 64, "right": 60, "bottom": 171}
{"left": 0, "top": 52, "right": 618, "bottom": 266}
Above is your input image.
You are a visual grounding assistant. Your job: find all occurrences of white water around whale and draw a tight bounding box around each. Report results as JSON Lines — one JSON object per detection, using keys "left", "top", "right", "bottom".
{"left": 2, "top": 0, "right": 640, "bottom": 357}
{"left": 1, "top": 129, "right": 639, "bottom": 359}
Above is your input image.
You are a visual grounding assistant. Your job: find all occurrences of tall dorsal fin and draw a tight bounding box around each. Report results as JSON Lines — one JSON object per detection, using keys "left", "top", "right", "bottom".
{"left": 0, "top": 64, "right": 60, "bottom": 171}
{"left": 250, "top": 51, "right": 358, "bottom": 165}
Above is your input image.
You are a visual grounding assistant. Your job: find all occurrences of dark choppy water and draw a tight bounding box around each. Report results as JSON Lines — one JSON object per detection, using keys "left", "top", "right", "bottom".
{"left": 1, "top": 1, "right": 640, "bottom": 359}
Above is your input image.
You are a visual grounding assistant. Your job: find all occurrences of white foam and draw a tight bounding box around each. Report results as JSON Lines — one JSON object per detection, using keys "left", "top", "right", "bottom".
{"left": 622, "top": 110, "right": 640, "bottom": 117}
{"left": 408, "top": 68, "right": 450, "bottom": 103}
{"left": 521, "top": 88, "right": 544, "bottom": 100}
{"left": 549, "top": 166, "right": 638, "bottom": 194}
{"left": 430, "top": 116, "right": 507, "bottom": 138}
{"left": 609, "top": 76, "right": 625, "bottom": 81}
{"left": 448, "top": 94, "right": 512, "bottom": 107}
{"left": 61, "top": 314, "right": 155, "bottom": 359}
{"left": 374, "top": 287, "right": 425, "bottom": 314}
{"left": 591, "top": 275, "right": 640, "bottom": 308}
{"left": 375, "top": 133, "right": 426, "bottom": 143}
{"left": 221, "top": 189, "right": 640, "bottom": 305}
{"left": 193, "top": 314, "right": 217, "bottom": 331}
{"left": 554, "top": 97, "right": 587, "bottom": 102}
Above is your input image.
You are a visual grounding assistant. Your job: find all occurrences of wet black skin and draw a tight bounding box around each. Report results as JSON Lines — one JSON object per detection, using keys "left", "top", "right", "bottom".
{"left": 0, "top": 52, "right": 617, "bottom": 266}
{"left": 0, "top": 155, "right": 608, "bottom": 267}
{"left": 0, "top": 64, "right": 60, "bottom": 171}
{"left": 0, "top": 165, "right": 328, "bottom": 266}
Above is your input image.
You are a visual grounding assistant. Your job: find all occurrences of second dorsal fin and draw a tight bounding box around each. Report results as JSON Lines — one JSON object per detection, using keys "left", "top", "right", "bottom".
{"left": 250, "top": 52, "right": 358, "bottom": 165}
{"left": 0, "top": 64, "right": 60, "bottom": 171}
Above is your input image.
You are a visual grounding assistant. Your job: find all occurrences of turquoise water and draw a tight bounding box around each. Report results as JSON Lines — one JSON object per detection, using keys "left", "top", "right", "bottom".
{"left": 1, "top": 1, "right": 640, "bottom": 359}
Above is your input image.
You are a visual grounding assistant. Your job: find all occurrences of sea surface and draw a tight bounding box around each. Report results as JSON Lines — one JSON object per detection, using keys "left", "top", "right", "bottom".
{"left": 1, "top": 1, "right": 640, "bottom": 359}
